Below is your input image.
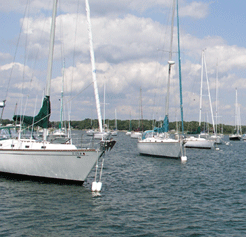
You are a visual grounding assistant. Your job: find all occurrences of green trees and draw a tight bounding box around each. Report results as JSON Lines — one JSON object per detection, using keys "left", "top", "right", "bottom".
{"left": 3, "top": 118, "right": 246, "bottom": 134}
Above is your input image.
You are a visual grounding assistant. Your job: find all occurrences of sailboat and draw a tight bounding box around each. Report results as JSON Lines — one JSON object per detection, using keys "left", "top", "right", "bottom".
{"left": 93, "top": 85, "right": 111, "bottom": 140}
{"left": 131, "top": 88, "right": 143, "bottom": 139}
{"left": 210, "top": 61, "right": 222, "bottom": 144}
{"left": 137, "top": 0, "right": 186, "bottom": 160}
{"left": 48, "top": 59, "right": 70, "bottom": 144}
{"left": 229, "top": 88, "right": 242, "bottom": 141}
{"left": 184, "top": 50, "right": 215, "bottom": 149}
{"left": 111, "top": 109, "right": 118, "bottom": 136}
{"left": 125, "top": 112, "right": 132, "bottom": 135}
{"left": 0, "top": 0, "right": 115, "bottom": 185}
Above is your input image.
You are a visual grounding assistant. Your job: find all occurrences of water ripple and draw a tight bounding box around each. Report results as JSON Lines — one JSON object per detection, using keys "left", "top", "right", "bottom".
{"left": 0, "top": 133, "right": 246, "bottom": 236}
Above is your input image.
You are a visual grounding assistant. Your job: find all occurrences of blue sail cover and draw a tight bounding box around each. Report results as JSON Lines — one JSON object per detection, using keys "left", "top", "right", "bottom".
{"left": 154, "top": 115, "right": 169, "bottom": 133}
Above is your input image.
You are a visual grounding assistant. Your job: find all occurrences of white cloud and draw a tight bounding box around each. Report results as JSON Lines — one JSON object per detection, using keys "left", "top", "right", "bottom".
{"left": 1, "top": 1, "right": 246, "bottom": 125}
{"left": 179, "top": 1, "right": 210, "bottom": 19}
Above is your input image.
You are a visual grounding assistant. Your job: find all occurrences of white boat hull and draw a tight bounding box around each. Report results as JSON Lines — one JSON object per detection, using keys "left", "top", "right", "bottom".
{"left": 229, "top": 134, "right": 241, "bottom": 141}
{"left": 111, "top": 131, "right": 118, "bottom": 136}
{"left": 86, "top": 130, "right": 94, "bottom": 136}
{"left": 0, "top": 139, "right": 103, "bottom": 183}
{"left": 131, "top": 132, "right": 142, "bottom": 139}
{"left": 210, "top": 135, "right": 222, "bottom": 144}
{"left": 94, "top": 132, "right": 110, "bottom": 140}
{"left": 137, "top": 138, "right": 181, "bottom": 158}
{"left": 184, "top": 137, "right": 214, "bottom": 149}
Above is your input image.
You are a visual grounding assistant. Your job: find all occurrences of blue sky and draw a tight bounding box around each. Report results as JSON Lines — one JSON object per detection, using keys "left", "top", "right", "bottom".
{"left": 0, "top": 0, "right": 246, "bottom": 127}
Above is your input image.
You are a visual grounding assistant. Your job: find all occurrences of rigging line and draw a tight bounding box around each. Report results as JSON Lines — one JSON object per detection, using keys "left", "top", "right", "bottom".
{"left": 70, "top": 0, "right": 80, "bottom": 98}
{"left": 67, "top": 81, "right": 94, "bottom": 103}
{"left": 4, "top": 0, "right": 30, "bottom": 102}
{"left": 19, "top": 0, "right": 31, "bottom": 131}
{"left": 30, "top": 4, "right": 49, "bottom": 86}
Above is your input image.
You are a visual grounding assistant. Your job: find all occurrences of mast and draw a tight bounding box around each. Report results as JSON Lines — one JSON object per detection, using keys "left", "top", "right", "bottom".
{"left": 44, "top": 0, "right": 58, "bottom": 140}
{"left": 165, "top": 0, "right": 176, "bottom": 118}
{"left": 199, "top": 51, "right": 204, "bottom": 127}
{"left": 176, "top": 0, "right": 184, "bottom": 133}
{"left": 85, "top": 0, "right": 103, "bottom": 133}
{"left": 204, "top": 53, "right": 215, "bottom": 134}
{"left": 103, "top": 84, "right": 106, "bottom": 129}
{"left": 215, "top": 60, "right": 218, "bottom": 134}
{"left": 45, "top": 0, "right": 58, "bottom": 97}
{"left": 115, "top": 108, "right": 117, "bottom": 130}
{"left": 162, "top": 0, "right": 176, "bottom": 134}
{"left": 235, "top": 88, "right": 239, "bottom": 134}
{"left": 59, "top": 59, "right": 65, "bottom": 130}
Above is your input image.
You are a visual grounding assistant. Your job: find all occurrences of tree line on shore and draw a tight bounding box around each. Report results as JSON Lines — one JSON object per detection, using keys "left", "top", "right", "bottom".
{"left": 2, "top": 118, "right": 244, "bottom": 134}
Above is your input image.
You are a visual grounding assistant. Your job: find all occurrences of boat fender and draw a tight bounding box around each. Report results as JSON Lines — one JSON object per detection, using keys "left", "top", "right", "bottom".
{"left": 92, "top": 181, "right": 102, "bottom": 192}
{"left": 181, "top": 156, "right": 187, "bottom": 162}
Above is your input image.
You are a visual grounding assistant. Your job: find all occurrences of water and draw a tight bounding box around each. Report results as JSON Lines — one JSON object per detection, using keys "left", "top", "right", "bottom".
{"left": 1, "top": 132, "right": 246, "bottom": 236}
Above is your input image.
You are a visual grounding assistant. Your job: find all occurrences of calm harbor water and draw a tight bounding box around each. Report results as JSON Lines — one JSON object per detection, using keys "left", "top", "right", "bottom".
{"left": 0, "top": 132, "right": 246, "bottom": 236}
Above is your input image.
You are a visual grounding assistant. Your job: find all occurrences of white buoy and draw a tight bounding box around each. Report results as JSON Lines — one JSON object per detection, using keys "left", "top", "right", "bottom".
{"left": 216, "top": 147, "right": 220, "bottom": 151}
{"left": 181, "top": 156, "right": 187, "bottom": 162}
{"left": 92, "top": 181, "right": 102, "bottom": 192}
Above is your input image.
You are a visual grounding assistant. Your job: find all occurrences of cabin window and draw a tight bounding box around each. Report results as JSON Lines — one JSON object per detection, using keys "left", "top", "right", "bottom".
{"left": 0, "top": 144, "right": 2, "bottom": 146}
{"left": 41, "top": 146, "right": 46, "bottom": 149}
{"left": 25, "top": 145, "right": 30, "bottom": 148}
{"left": 11, "top": 144, "right": 14, "bottom": 147}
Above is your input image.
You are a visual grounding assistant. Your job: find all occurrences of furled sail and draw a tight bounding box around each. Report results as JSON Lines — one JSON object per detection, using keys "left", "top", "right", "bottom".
{"left": 154, "top": 115, "right": 169, "bottom": 133}
{"left": 13, "top": 96, "right": 51, "bottom": 128}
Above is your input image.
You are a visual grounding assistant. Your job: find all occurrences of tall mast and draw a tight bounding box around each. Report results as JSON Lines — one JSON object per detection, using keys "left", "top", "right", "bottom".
{"left": 44, "top": 0, "right": 58, "bottom": 140}
{"left": 59, "top": 59, "right": 65, "bottom": 130}
{"left": 85, "top": 0, "right": 103, "bottom": 133}
{"left": 235, "top": 88, "right": 239, "bottom": 133}
{"left": 204, "top": 53, "right": 215, "bottom": 134}
{"left": 165, "top": 0, "right": 176, "bottom": 118}
{"left": 45, "top": 0, "right": 58, "bottom": 97}
{"left": 215, "top": 60, "right": 218, "bottom": 134}
{"left": 176, "top": 0, "right": 184, "bottom": 133}
{"left": 199, "top": 51, "right": 204, "bottom": 127}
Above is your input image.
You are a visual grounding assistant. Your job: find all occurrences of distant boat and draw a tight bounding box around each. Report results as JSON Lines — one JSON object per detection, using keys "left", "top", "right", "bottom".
{"left": 131, "top": 131, "right": 142, "bottom": 139}
{"left": 229, "top": 88, "right": 242, "bottom": 141}
{"left": 86, "top": 129, "right": 94, "bottom": 136}
{"left": 184, "top": 136, "right": 214, "bottom": 149}
{"left": 125, "top": 112, "right": 132, "bottom": 135}
{"left": 94, "top": 131, "right": 111, "bottom": 140}
{"left": 185, "top": 50, "right": 215, "bottom": 149}
{"left": 111, "top": 109, "right": 118, "bottom": 136}
{"left": 111, "top": 130, "right": 117, "bottom": 136}
{"left": 211, "top": 60, "right": 222, "bottom": 144}
{"left": 137, "top": 0, "right": 186, "bottom": 161}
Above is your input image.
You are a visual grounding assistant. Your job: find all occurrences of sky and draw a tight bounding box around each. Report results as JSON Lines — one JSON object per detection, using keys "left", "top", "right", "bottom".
{"left": 0, "top": 0, "right": 246, "bottom": 126}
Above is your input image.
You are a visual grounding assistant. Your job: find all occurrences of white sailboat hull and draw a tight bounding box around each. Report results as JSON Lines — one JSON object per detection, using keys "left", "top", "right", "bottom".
{"left": 94, "top": 132, "right": 110, "bottom": 140}
{"left": 0, "top": 139, "right": 103, "bottom": 183}
{"left": 131, "top": 132, "right": 142, "bottom": 139}
{"left": 137, "top": 138, "right": 181, "bottom": 158}
{"left": 229, "top": 134, "right": 241, "bottom": 141}
{"left": 111, "top": 130, "right": 118, "bottom": 136}
{"left": 210, "top": 135, "right": 222, "bottom": 144}
{"left": 184, "top": 137, "right": 214, "bottom": 149}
